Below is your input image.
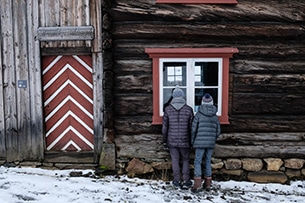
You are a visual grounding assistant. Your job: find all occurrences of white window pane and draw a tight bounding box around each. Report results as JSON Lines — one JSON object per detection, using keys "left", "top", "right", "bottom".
{"left": 195, "top": 66, "right": 201, "bottom": 75}
{"left": 163, "top": 62, "right": 187, "bottom": 87}
{"left": 195, "top": 76, "right": 201, "bottom": 82}
{"left": 176, "top": 76, "right": 182, "bottom": 82}
{"left": 175, "top": 66, "right": 182, "bottom": 76}
{"left": 168, "top": 76, "right": 175, "bottom": 82}
{"left": 167, "top": 67, "right": 175, "bottom": 75}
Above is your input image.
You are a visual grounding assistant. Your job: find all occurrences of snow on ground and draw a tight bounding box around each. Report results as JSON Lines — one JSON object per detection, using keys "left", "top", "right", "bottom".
{"left": 0, "top": 166, "right": 305, "bottom": 203}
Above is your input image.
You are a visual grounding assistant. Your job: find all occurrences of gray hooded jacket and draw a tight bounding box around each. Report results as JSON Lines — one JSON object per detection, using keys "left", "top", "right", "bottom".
{"left": 191, "top": 104, "right": 221, "bottom": 148}
{"left": 162, "top": 97, "right": 194, "bottom": 148}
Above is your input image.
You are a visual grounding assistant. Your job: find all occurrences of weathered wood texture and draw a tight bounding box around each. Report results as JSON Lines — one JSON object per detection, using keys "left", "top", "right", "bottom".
{"left": 37, "top": 26, "right": 94, "bottom": 41}
{"left": 0, "top": 0, "right": 103, "bottom": 163}
{"left": 39, "top": 0, "right": 92, "bottom": 48}
{"left": 0, "top": 0, "right": 43, "bottom": 161}
{"left": 44, "top": 151, "right": 95, "bottom": 163}
{"left": 105, "top": 0, "right": 305, "bottom": 160}
{"left": 214, "top": 132, "right": 305, "bottom": 158}
{"left": 115, "top": 134, "right": 169, "bottom": 162}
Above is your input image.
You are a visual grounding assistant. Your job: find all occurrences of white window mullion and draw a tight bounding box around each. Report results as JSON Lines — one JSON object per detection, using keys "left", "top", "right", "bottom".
{"left": 187, "top": 59, "right": 195, "bottom": 108}
{"left": 159, "top": 59, "right": 164, "bottom": 116}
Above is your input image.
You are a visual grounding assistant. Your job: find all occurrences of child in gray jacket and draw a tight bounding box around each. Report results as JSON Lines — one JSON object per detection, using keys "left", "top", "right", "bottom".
{"left": 191, "top": 93, "right": 221, "bottom": 192}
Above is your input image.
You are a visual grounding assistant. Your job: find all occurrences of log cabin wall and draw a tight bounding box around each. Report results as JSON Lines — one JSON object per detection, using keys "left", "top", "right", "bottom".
{"left": 105, "top": 0, "right": 305, "bottom": 181}
{"left": 0, "top": 0, "right": 103, "bottom": 166}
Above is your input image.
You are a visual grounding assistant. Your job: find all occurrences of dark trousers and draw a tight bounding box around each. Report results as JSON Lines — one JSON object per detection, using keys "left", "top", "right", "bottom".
{"left": 169, "top": 147, "right": 190, "bottom": 182}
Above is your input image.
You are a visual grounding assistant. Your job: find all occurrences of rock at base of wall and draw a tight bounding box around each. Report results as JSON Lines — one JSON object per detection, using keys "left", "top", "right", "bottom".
{"left": 99, "top": 143, "right": 116, "bottom": 170}
{"left": 263, "top": 158, "right": 283, "bottom": 171}
{"left": 126, "top": 158, "right": 154, "bottom": 176}
{"left": 247, "top": 171, "right": 288, "bottom": 184}
{"left": 242, "top": 158, "right": 263, "bottom": 172}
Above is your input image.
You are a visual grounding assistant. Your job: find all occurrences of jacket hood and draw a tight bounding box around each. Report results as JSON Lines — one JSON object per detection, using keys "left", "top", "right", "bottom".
{"left": 170, "top": 97, "right": 186, "bottom": 111}
{"left": 198, "top": 104, "right": 217, "bottom": 117}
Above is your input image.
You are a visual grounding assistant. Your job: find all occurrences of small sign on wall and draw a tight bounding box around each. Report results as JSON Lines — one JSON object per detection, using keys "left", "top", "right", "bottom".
{"left": 18, "top": 80, "right": 27, "bottom": 88}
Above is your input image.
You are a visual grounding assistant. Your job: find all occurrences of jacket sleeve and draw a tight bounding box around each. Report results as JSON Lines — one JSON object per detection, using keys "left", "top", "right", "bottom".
{"left": 188, "top": 110, "right": 194, "bottom": 143}
{"left": 162, "top": 111, "right": 169, "bottom": 144}
{"left": 191, "top": 115, "right": 198, "bottom": 145}
{"left": 215, "top": 117, "right": 221, "bottom": 139}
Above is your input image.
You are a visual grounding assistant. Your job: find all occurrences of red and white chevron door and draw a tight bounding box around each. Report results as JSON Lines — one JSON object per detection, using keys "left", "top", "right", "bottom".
{"left": 42, "top": 55, "right": 94, "bottom": 151}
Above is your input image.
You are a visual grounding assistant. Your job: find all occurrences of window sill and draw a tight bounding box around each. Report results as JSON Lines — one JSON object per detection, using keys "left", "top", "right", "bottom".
{"left": 156, "top": 0, "right": 238, "bottom": 4}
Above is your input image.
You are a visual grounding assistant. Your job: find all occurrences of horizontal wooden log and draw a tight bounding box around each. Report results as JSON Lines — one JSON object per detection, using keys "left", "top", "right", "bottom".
{"left": 115, "top": 134, "right": 169, "bottom": 162}
{"left": 231, "top": 93, "right": 305, "bottom": 114}
{"left": 44, "top": 151, "right": 95, "bottom": 163}
{"left": 233, "top": 60, "right": 305, "bottom": 74}
{"left": 114, "top": 114, "right": 305, "bottom": 135}
{"left": 115, "top": 116, "right": 162, "bottom": 135}
{"left": 112, "top": 42, "right": 305, "bottom": 60}
{"left": 112, "top": 0, "right": 305, "bottom": 22}
{"left": 114, "top": 95, "right": 152, "bottom": 116}
{"left": 233, "top": 74, "right": 305, "bottom": 94}
{"left": 113, "top": 23, "right": 305, "bottom": 40}
{"left": 222, "top": 115, "right": 305, "bottom": 132}
{"left": 115, "top": 60, "right": 152, "bottom": 73}
{"left": 115, "top": 74, "right": 152, "bottom": 92}
{"left": 218, "top": 133, "right": 305, "bottom": 142}
{"left": 114, "top": 133, "right": 305, "bottom": 161}
{"left": 37, "top": 26, "right": 94, "bottom": 41}
{"left": 41, "top": 47, "right": 91, "bottom": 56}
{"left": 217, "top": 133, "right": 305, "bottom": 146}
{"left": 214, "top": 144, "right": 305, "bottom": 159}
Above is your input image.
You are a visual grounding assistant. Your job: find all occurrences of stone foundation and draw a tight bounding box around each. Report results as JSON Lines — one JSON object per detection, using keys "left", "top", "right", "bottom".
{"left": 2, "top": 157, "right": 305, "bottom": 184}
{"left": 210, "top": 157, "right": 303, "bottom": 184}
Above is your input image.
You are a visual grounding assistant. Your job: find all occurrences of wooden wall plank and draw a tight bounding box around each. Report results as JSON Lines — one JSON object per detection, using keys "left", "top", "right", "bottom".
{"left": 37, "top": 26, "right": 94, "bottom": 41}
{"left": 13, "top": 0, "right": 31, "bottom": 160}
{"left": 59, "top": 0, "right": 68, "bottom": 47}
{"left": 112, "top": 0, "right": 305, "bottom": 22}
{"left": 233, "top": 74, "right": 305, "bottom": 93}
{"left": 92, "top": 52, "right": 104, "bottom": 162}
{"left": 115, "top": 134, "right": 167, "bottom": 162}
{"left": 40, "top": 0, "right": 92, "bottom": 48}
{"left": 113, "top": 23, "right": 304, "bottom": 41}
{"left": 233, "top": 60, "right": 305, "bottom": 74}
{"left": 214, "top": 144, "right": 305, "bottom": 159}
{"left": 0, "top": 7, "right": 5, "bottom": 157}
{"left": 27, "top": 0, "right": 44, "bottom": 160}
{"left": 232, "top": 93, "right": 305, "bottom": 115}
{"left": 2, "top": 0, "right": 18, "bottom": 162}
{"left": 91, "top": 0, "right": 103, "bottom": 162}
{"left": 221, "top": 115, "right": 305, "bottom": 132}
{"left": 91, "top": 0, "right": 102, "bottom": 52}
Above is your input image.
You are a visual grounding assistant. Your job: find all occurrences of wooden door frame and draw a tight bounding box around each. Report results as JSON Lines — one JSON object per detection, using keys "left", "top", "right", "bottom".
{"left": 40, "top": 48, "right": 103, "bottom": 163}
{"left": 35, "top": 0, "right": 103, "bottom": 163}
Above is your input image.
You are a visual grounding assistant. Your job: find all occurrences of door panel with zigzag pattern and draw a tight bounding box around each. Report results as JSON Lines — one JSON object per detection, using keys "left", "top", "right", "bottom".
{"left": 42, "top": 55, "right": 94, "bottom": 151}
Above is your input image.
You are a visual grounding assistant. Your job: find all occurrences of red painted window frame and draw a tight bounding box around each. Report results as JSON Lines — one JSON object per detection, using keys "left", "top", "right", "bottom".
{"left": 145, "top": 48, "right": 239, "bottom": 125}
{"left": 156, "top": 0, "right": 238, "bottom": 4}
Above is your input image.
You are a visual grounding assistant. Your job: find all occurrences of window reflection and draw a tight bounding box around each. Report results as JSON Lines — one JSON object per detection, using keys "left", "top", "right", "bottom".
{"left": 194, "top": 88, "right": 218, "bottom": 112}
{"left": 195, "top": 62, "right": 218, "bottom": 86}
{"left": 163, "top": 62, "right": 186, "bottom": 86}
